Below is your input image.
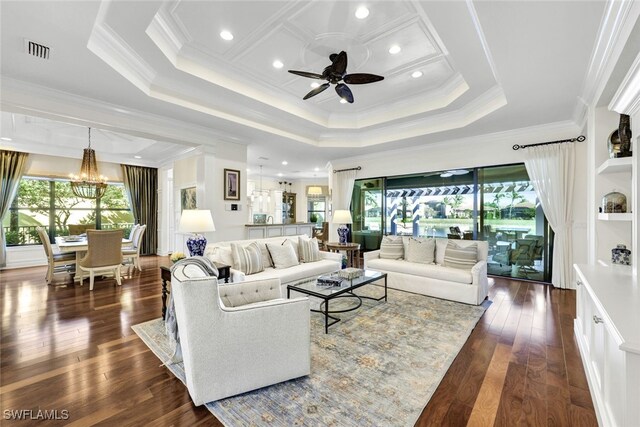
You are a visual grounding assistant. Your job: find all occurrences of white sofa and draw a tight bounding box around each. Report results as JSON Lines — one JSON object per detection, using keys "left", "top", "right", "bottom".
{"left": 204, "top": 235, "right": 342, "bottom": 292}
{"left": 171, "top": 267, "right": 311, "bottom": 405}
{"left": 364, "top": 238, "right": 489, "bottom": 305}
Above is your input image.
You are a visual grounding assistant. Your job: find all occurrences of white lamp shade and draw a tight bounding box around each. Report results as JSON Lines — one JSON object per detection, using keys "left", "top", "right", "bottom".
{"left": 332, "top": 210, "right": 353, "bottom": 224}
{"left": 179, "top": 209, "right": 216, "bottom": 233}
{"left": 307, "top": 186, "right": 323, "bottom": 196}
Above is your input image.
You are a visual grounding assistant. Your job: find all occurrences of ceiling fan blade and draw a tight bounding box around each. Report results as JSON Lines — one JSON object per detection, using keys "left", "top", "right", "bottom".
{"left": 343, "top": 73, "right": 385, "bottom": 84}
{"left": 331, "top": 51, "right": 348, "bottom": 76}
{"left": 288, "top": 70, "right": 324, "bottom": 79}
{"left": 335, "top": 83, "right": 354, "bottom": 103}
{"left": 303, "top": 83, "right": 330, "bottom": 100}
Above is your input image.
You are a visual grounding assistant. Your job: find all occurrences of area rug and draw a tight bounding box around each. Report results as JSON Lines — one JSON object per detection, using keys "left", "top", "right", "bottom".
{"left": 133, "top": 287, "right": 488, "bottom": 426}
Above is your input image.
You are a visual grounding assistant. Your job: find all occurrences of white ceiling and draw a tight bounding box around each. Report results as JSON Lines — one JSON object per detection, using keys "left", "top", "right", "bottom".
{"left": 0, "top": 0, "right": 616, "bottom": 179}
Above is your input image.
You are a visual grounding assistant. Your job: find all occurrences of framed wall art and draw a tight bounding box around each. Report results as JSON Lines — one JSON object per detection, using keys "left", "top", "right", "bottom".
{"left": 224, "top": 169, "right": 240, "bottom": 200}
{"left": 181, "top": 186, "right": 197, "bottom": 211}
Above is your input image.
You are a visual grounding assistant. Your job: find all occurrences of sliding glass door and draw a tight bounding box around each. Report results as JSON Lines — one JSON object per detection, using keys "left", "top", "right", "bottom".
{"left": 350, "top": 164, "right": 552, "bottom": 282}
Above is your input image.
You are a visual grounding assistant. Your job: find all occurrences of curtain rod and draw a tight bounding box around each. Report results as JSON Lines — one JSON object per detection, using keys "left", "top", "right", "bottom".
{"left": 512, "top": 135, "right": 585, "bottom": 150}
{"left": 333, "top": 166, "right": 362, "bottom": 173}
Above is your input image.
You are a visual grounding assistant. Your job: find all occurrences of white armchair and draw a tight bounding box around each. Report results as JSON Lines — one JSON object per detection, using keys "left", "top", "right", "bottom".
{"left": 170, "top": 272, "right": 311, "bottom": 406}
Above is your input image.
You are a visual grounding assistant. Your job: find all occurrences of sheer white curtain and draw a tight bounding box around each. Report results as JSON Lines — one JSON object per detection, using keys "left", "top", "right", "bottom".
{"left": 334, "top": 169, "right": 358, "bottom": 210}
{"left": 524, "top": 143, "right": 575, "bottom": 289}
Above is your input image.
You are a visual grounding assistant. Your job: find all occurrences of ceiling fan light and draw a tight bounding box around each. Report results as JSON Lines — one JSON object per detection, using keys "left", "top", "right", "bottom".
{"left": 355, "top": 6, "right": 369, "bottom": 19}
{"left": 388, "top": 45, "right": 401, "bottom": 55}
{"left": 310, "top": 82, "right": 320, "bottom": 88}
{"left": 340, "top": 98, "right": 348, "bottom": 104}
{"left": 411, "top": 71, "right": 423, "bottom": 78}
{"left": 219, "top": 30, "right": 233, "bottom": 41}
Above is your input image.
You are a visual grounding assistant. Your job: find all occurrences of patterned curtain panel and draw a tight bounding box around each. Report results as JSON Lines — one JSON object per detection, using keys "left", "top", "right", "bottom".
{"left": 121, "top": 165, "right": 158, "bottom": 255}
{"left": 0, "top": 150, "right": 29, "bottom": 268}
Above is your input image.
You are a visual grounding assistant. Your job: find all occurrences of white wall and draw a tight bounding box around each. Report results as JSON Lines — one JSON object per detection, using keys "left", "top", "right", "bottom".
{"left": 170, "top": 142, "right": 247, "bottom": 252}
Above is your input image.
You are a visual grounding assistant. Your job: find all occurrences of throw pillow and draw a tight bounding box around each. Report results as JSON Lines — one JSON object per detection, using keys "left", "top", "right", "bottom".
{"left": 257, "top": 242, "right": 274, "bottom": 269}
{"left": 434, "top": 238, "right": 449, "bottom": 265}
{"left": 406, "top": 238, "right": 436, "bottom": 264}
{"left": 283, "top": 238, "right": 301, "bottom": 261}
{"left": 207, "top": 246, "right": 234, "bottom": 266}
{"left": 298, "top": 235, "right": 321, "bottom": 263}
{"left": 266, "top": 241, "right": 300, "bottom": 269}
{"left": 379, "top": 235, "right": 404, "bottom": 260}
{"left": 443, "top": 241, "right": 478, "bottom": 270}
{"left": 230, "top": 242, "right": 264, "bottom": 275}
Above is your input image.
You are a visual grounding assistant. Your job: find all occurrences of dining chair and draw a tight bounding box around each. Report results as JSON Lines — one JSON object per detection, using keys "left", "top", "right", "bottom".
{"left": 122, "top": 224, "right": 140, "bottom": 251}
{"left": 77, "top": 229, "right": 124, "bottom": 291}
{"left": 68, "top": 223, "right": 95, "bottom": 235}
{"left": 36, "top": 226, "right": 76, "bottom": 284}
{"left": 123, "top": 224, "right": 146, "bottom": 272}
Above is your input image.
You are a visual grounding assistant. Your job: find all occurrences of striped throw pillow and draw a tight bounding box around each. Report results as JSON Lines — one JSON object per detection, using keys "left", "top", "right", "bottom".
{"left": 379, "top": 236, "right": 404, "bottom": 260}
{"left": 230, "top": 242, "right": 264, "bottom": 275}
{"left": 298, "top": 236, "right": 321, "bottom": 263}
{"left": 443, "top": 241, "right": 478, "bottom": 270}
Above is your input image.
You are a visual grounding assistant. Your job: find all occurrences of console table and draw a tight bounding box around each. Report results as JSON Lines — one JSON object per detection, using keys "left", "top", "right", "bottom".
{"left": 160, "top": 262, "right": 230, "bottom": 319}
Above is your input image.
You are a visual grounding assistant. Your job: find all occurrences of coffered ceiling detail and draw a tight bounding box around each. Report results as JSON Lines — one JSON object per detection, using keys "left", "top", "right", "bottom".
{"left": 89, "top": 0, "right": 505, "bottom": 147}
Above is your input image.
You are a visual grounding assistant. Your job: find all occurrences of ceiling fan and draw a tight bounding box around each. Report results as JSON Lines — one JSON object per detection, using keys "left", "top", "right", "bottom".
{"left": 288, "top": 51, "right": 384, "bottom": 103}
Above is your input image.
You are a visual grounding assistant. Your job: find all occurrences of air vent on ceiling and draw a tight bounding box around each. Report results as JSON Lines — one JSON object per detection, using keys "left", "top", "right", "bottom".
{"left": 24, "top": 39, "right": 50, "bottom": 60}
{"left": 258, "top": 156, "right": 269, "bottom": 161}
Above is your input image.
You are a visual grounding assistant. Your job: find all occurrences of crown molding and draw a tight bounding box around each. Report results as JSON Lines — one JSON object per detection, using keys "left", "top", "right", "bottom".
{"left": 334, "top": 119, "right": 580, "bottom": 167}
{"left": 0, "top": 77, "right": 244, "bottom": 147}
{"left": 609, "top": 49, "right": 640, "bottom": 116}
{"left": 318, "top": 84, "right": 507, "bottom": 147}
{"left": 577, "top": 0, "right": 640, "bottom": 109}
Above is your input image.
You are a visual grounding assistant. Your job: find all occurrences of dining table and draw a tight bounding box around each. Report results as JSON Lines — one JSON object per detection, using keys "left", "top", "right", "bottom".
{"left": 56, "top": 236, "right": 133, "bottom": 281}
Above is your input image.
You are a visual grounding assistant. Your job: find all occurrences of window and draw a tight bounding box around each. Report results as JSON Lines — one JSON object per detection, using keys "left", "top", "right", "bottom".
{"left": 351, "top": 164, "right": 552, "bottom": 282}
{"left": 307, "top": 197, "right": 326, "bottom": 226}
{"left": 4, "top": 177, "right": 134, "bottom": 245}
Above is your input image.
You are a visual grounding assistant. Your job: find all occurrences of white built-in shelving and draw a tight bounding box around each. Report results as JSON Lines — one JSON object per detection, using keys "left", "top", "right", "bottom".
{"left": 596, "top": 157, "right": 633, "bottom": 174}
{"left": 597, "top": 212, "right": 633, "bottom": 221}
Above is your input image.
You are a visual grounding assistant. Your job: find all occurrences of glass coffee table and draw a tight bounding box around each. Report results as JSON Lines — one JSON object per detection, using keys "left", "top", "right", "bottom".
{"left": 287, "top": 270, "right": 387, "bottom": 333}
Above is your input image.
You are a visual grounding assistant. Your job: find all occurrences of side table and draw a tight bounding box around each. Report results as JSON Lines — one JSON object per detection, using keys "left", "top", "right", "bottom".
{"left": 325, "top": 242, "right": 361, "bottom": 268}
{"left": 160, "top": 262, "right": 231, "bottom": 320}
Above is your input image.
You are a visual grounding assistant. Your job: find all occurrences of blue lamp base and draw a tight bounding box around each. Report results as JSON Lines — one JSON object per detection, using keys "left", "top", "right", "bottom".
{"left": 186, "top": 234, "right": 207, "bottom": 257}
{"left": 337, "top": 225, "right": 349, "bottom": 244}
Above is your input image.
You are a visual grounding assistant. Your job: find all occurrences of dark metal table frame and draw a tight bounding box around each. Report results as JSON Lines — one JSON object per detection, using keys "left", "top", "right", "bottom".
{"left": 287, "top": 271, "right": 387, "bottom": 333}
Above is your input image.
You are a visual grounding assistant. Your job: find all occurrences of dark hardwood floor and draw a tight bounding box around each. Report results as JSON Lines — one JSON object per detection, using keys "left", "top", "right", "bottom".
{"left": 1, "top": 256, "right": 597, "bottom": 426}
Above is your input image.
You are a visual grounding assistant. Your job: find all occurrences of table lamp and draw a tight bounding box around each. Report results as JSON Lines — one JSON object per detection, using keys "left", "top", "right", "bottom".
{"left": 178, "top": 209, "right": 215, "bottom": 257}
{"left": 332, "top": 210, "right": 353, "bottom": 244}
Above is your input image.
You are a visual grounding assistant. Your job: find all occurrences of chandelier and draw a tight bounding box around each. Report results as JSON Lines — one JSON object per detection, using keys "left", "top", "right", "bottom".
{"left": 69, "top": 127, "right": 108, "bottom": 199}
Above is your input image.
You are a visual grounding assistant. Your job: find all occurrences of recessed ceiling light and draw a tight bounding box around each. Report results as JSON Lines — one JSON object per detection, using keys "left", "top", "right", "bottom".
{"left": 273, "top": 60, "right": 284, "bottom": 69}
{"left": 355, "top": 6, "right": 369, "bottom": 19}
{"left": 282, "top": 160, "right": 288, "bottom": 165}
{"left": 340, "top": 99, "right": 348, "bottom": 104}
{"left": 314, "top": 167, "right": 319, "bottom": 172}
{"left": 246, "top": 168, "right": 251, "bottom": 173}
{"left": 411, "top": 71, "right": 423, "bottom": 78}
{"left": 277, "top": 173, "right": 283, "bottom": 177}
{"left": 0, "top": 137, "right": 12, "bottom": 141}
{"left": 220, "top": 30, "right": 234, "bottom": 41}
{"left": 310, "top": 82, "right": 320, "bottom": 88}
{"left": 388, "top": 45, "right": 401, "bottom": 55}
{"left": 134, "top": 155, "right": 142, "bottom": 159}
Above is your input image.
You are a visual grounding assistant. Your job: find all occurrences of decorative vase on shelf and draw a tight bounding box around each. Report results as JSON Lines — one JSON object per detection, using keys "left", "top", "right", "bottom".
{"left": 601, "top": 190, "right": 627, "bottom": 213}
{"left": 607, "top": 114, "right": 633, "bottom": 158}
{"left": 611, "top": 244, "right": 631, "bottom": 265}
